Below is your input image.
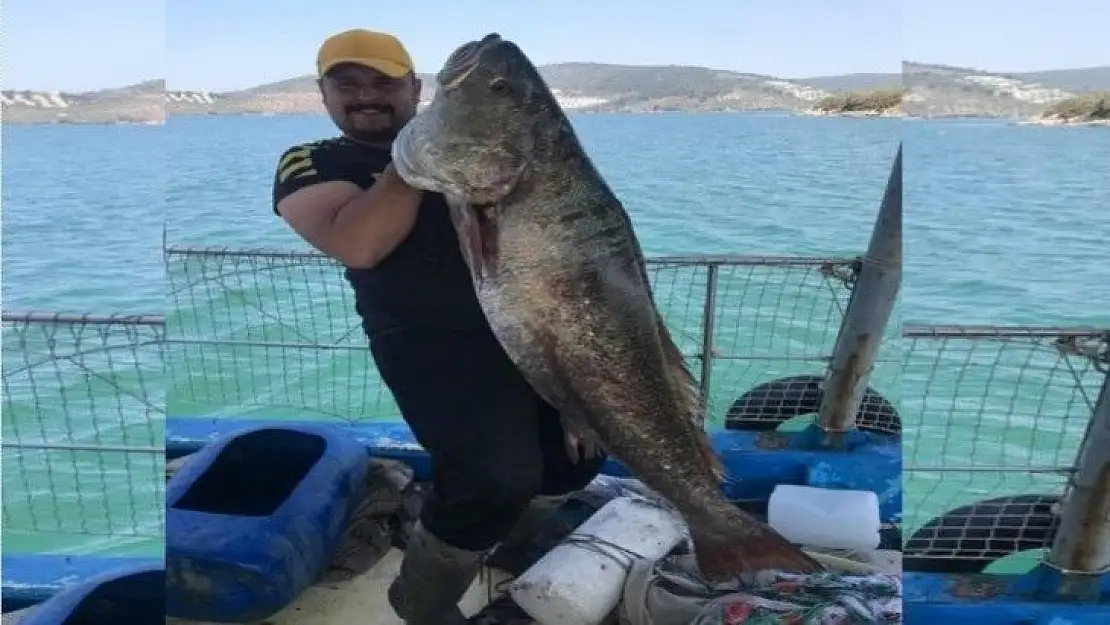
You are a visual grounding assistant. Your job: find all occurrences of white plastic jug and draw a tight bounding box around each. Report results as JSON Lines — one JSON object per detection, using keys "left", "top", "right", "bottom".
{"left": 509, "top": 495, "right": 687, "bottom": 625}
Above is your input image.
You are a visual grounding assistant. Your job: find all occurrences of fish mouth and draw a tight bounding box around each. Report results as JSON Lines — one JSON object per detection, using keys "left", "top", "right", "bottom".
{"left": 438, "top": 33, "right": 504, "bottom": 90}
{"left": 390, "top": 127, "right": 437, "bottom": 192}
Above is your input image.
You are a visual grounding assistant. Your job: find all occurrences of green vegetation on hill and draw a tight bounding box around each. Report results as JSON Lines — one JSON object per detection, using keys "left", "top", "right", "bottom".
{"left": 1042, "top": 92, "right": 1110, "bottom": 121}
{"left": 814, "top": 89, "right": 904, "bottom": 113}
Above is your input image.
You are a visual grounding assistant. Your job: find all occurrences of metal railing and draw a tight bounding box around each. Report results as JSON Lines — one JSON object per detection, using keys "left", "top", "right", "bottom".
{"left": 164, "top": 245, "right": 902, "bottom": 427}
{"left": 902, "top": 325, "right": 1110, "bottom": 572}
{"left": 1, "top": 312, "right": 166, "bottom": 555}
{"left": 10, "top": 251, "right": 1107, "bottom": 581}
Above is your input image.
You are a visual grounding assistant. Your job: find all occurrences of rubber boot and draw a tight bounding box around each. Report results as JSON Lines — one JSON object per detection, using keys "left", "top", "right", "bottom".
{"left": 387, "top": 521, "right": 484, "bottom": 625}
{"left": 501, "top": 494, "right": 569, "bottom": 550}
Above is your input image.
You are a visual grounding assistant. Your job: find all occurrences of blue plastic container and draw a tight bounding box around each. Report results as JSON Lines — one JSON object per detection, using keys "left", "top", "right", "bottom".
{"left": 18, "top": 563, "right": 163, "bottom": 625}
{"left": 165, "top": 425, "right": 370, "bottom": 622}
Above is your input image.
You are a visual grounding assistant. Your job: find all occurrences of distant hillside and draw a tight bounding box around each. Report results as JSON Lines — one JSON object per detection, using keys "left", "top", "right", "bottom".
{"left": 901, "top": 62, "right": 1110, "bottom": 119}
{"left": 7, "top": 62, "right": 1110, "bottom": 125}
{"left": 1, "top": 80, "right": 164, "bottom": 124}
{"left": 165, "top": 61, "right": 1110, "bottom": 121}
{"left": 1009, "top": 66, "right": 1110, "bottom": 93}
{"left": 166, "top": 63, "right": 835, "bottom": 116}
{"left": 794, "top": 72, "right": 902, "bottom": 93}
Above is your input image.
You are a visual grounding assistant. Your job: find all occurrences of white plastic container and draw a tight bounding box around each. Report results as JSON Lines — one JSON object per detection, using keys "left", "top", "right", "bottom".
{"left": 509, "top": 495, "right": 687, "bottom": 625}
{"left": 767, "top": 484, "right": 881, "bottom": 552}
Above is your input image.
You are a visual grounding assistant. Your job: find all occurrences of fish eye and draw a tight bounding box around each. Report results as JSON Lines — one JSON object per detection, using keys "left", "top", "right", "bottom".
{"left": 489, "top": 78, "right": 512, "bottom": 96}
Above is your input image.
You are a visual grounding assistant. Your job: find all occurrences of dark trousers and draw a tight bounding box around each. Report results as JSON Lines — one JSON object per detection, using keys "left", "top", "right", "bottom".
{"left": 371, "top": 327, "right": 606, "bottom": 552}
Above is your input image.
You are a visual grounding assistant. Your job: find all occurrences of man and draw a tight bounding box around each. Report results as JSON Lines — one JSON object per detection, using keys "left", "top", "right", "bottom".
{"left": 271, "top": 29, "right": 607, "bottom": 624}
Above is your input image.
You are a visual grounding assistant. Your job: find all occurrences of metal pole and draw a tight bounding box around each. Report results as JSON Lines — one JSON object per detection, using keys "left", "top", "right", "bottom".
{"left": 698, "top": 263, "right": 719, "bottom": 410}
{"left": 816, "top": 144, "right": 902, "bottom": 443}
{"left": 1045, "top": 364, "right": 1110, "bottom": 580}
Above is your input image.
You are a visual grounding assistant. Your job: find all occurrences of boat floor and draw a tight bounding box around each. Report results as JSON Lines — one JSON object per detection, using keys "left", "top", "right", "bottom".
{"left": 0, "top": 552, "right": 511, "bottom": 625}
{"left": 5, "top": 456, "right": 901, "bottom": 624}
{"left": 162, "top": 455, "right": 514, "bottom": 624}
{"left": 167, "top": 548, "right": 513, "bottom": 624}
{"left": 0, "top": 610, "right": 33, "bottom": 625}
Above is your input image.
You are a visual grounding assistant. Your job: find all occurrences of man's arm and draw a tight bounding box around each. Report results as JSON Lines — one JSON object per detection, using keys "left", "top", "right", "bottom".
{"left": 272, "top": 145, "right": 422, "bottom": 269}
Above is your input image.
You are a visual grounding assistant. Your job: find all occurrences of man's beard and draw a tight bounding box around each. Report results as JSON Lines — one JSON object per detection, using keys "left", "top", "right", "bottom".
{"left": 345, "top": 104, "right": 408, "bottom": 144}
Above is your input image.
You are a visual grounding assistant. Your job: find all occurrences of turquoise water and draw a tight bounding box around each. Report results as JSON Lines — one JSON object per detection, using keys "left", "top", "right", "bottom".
{"left": 2, "top": 124, "right": 165, "bottom": 557}
{"left": 163, "top": 112, "right": 902, "bottom": 426}
{"left": 3, "top": 114, "right": 1109, "bottom": 562}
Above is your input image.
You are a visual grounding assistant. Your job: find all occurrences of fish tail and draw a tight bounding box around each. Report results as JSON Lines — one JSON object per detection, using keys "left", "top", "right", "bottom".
{"left": 692, "top": 424, "right": 726, "bottom": 482}
{"left": 691, "top": 521, "right": 823, "bottom": 581}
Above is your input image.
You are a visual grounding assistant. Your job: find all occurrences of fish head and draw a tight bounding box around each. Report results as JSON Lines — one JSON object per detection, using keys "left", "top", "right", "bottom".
{"left": 392, "top": 33, "right": 556, "bottom": 205}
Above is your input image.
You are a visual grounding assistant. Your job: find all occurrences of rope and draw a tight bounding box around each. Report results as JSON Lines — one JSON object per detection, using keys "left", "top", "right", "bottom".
{"left": 682, "top": 569, "right": 901, "bottom": 624}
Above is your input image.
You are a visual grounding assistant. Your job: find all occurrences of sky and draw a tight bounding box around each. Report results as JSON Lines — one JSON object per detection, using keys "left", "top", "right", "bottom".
{"left": 1, "top": 0, "right": 1107, "bottom": 92}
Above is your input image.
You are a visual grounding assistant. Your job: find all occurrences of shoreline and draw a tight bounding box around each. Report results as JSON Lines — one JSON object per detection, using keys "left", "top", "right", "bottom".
{"left": 1018, "top": 117, "right": 1110, "bottom": 127}
{"left": 7, "top": 109, "right": 1103, "bottom": 127}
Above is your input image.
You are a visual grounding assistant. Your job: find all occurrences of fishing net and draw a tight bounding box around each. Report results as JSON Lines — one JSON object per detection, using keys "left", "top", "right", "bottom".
{"left": 412, "top": 474, "right": 902, "bottom": 624}
{"left": 588, "top": 475, "right": 903, "bottom": 624}
{"left": 534, "top": 476, "right": 900, "bottom": 624}
{"left": 619, "top": 554, "right": 901, "bottom": 625}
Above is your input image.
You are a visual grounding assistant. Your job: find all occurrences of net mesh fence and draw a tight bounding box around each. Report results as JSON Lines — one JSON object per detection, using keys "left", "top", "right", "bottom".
{"left": 165, "top": 246, "right": 901, "bottom": 429}
{"left": 901, "top": 325, "right": 1109, "bottom": 569}
{"left": 21, "top": 246, "right": 1104, "bottom": 571}
{"left": 1, "top": 312, "right": 165, "bottom": 556}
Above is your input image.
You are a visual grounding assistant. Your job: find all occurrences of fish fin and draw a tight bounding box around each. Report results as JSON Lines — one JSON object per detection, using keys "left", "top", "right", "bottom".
{"left": 622, "top": 205, "right": 708, "bottom": 434}
{"left": 445, "top": 197, "right": 501, "bottom": 281}
{"left": 693, "top": 422, "right": 726, "bottom": 483}
{"left": 445, "top": 197, "right": 483, "bottom": 282}
{"left": 692, "top": 522, "right": 823, "bottom": 581}
{"left": 656, "top": 313, "right": 704, "bottom": 428}
{"left": 640, "top": 285, "right": 719, "bottom": 479}
{"left": 474, "top": 204, "right": 500, "bottom": 269}
{"left": 658, "top": 319, "right": 722, "bottom": 480}
{"left": 560, "top": 415, "right": 606, "bottom": 463}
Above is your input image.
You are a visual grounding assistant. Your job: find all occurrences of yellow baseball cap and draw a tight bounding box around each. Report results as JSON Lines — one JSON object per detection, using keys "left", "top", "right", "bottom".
{"left": 317, "top": 29, "right": 415, "bottom": 78}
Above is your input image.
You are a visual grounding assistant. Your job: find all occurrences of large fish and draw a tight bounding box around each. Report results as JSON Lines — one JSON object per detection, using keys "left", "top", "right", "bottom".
{"left": 391, "top": 33, "right": 821, "bottom": 579}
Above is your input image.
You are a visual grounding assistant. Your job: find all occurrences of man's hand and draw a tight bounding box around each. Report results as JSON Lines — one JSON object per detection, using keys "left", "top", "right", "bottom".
{"left": 375, "top": 162, "right": 405, "bottom": 185}
{"left": 561, "top": 417, "right": 605, "bottom": 463}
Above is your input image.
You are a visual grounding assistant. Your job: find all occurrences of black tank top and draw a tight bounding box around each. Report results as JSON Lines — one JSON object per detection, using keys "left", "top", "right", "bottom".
{"left": 272, "top": 137, "right": 488, "bottom": 338}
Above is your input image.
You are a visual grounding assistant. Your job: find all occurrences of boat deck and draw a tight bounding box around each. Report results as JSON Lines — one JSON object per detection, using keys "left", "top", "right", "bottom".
{"left": 0, "top": 550, "right": 510, "bottom": 625}
{"left": 166, "top": 548, "right": 511, "bottom": 625}
{"left": 163, "top": 453, "right": 513, "bottom": 624}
